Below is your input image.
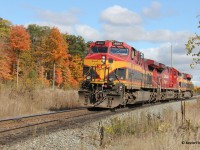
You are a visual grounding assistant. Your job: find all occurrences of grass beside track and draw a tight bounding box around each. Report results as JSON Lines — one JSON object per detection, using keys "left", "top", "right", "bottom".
{"left": 0, "top": 87, "right": 81, "bottom": 119}
{"left": 101, "top": 97, "right": 200, "bottom": 150}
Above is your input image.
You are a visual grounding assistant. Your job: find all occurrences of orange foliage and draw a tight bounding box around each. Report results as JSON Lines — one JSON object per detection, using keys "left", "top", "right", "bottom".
{"left": 61, "top": 59, "right": 73, "bottom": 89}
{"left": 10, "top": 25, "right": 31, "bottom": 52}
{"left": 46, "top": 27, "right": 76, "bottom": 89}
{"left": 0, "top": 37, "right": 12, "bottom": 81}
{"left": 55, "top": 68, "right": 63, "bottom": 87}
{"left": 0, "top": 53, "right": 12, "bottom": 81}
{"left": 69, "top": 55, "right": 83, "bottom": 84}
{"left": 71, "top": 78, "right": 78, "bottom": 88}
{"left": 194, "top": 86, "right": 199, "bottom": 92}
{"left": 47, "top": 28, "right": 67, "bottom": 62}
{"left": 0, "top": 23, "right": 84, "bottom": 88}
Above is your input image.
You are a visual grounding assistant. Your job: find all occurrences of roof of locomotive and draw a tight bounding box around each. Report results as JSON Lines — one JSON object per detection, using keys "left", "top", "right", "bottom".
{"left": 145, "top": 59, "right": 166, "bottom": 69}
{"left": 90, "top": 40, "right": 133, "bottom": 49}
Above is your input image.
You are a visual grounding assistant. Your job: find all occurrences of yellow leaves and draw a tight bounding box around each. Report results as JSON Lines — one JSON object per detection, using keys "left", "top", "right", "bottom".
{"left": 69, "top": 54, "right": 83, "bottom": 83}
{"left": 47, "top": 28, "right": 67, "bottom": 62}
{"left": 193, "top": 86, "right": 199, "bottom": 92}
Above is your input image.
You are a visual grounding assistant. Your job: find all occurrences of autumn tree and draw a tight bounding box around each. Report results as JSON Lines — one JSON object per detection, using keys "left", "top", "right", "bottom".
{"left": 65, "top": 34, "right": 88, "bottom": 87}
{"left": 0, "top": 18, "right": 12, "bottom": 82}
{"left": 46, "top": 28, "right": 70, "bottom": 89}
{"left": 186, "top": 20, "right": 200, "bottom": 68}
{"left": 27, "top": 24, "right": 51, "bottom": 87}
{"left": 69, "top": 55, "right": 83, "bottom": 87}
{"left": 10, "top": 25, "right": 31, "bottom": 88}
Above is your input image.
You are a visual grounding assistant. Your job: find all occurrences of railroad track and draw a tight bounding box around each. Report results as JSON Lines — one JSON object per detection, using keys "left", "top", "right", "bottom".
{"left": 0, "top": 107, "right": 104, "bottom": 143}
{"left": 0, "top": 96, "right": 199, "bottom": 146}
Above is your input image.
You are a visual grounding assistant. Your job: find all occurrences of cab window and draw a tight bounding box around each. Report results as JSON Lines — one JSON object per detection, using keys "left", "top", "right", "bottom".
{"left": 90, "top": 46, "right": 108, "bottom": 53}
{"left": 110, "top": 47, "right": 128, "bottom": 55}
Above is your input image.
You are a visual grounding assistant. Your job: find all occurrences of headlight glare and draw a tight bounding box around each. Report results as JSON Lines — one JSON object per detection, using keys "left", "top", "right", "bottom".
{"left": 102, "top": 56, "right": 106, "bottom": 63}
{"left": 86, "top": 76, "right": 91, "bottom": 80}
{"left": 109, "top": 77, "right": 114, "bottom": 82}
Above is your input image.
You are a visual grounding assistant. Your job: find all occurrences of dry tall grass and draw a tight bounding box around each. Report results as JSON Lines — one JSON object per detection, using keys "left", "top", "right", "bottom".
{"left": 102, "top": 99, "right": 200, "bottom": 150}
{"left": 0, "top": 87, "right": 81, "bottom": 119}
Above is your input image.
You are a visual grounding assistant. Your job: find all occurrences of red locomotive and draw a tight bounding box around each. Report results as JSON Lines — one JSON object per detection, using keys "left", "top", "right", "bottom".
{"left": 79, "top": 40, "right": 193, "bottom": 108}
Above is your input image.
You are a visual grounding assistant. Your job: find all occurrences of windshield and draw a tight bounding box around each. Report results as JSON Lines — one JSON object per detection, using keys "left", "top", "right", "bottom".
{"left": 90, "top": 46, "right": 108, "bottom": 53}
{"left": 110, "top": 47, "right": 129, "bottom": 55}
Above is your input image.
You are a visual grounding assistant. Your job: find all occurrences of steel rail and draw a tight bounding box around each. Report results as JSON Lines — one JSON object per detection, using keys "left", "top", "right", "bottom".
{"left": 0, "top": 109, "right": 100, "bottom": 134}
{"left": 0, "top": 106, "right": 90, "bottom": 123}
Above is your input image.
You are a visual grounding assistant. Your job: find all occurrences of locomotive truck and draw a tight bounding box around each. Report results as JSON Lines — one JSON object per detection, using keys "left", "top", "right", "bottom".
{"left": 78, "top": 40, "right": 193, "bottom": 108}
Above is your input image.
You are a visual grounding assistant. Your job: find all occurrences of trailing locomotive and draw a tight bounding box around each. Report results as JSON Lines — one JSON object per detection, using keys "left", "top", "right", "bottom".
{"left": 78, "top": 40, "right": 193, "bottom": 108}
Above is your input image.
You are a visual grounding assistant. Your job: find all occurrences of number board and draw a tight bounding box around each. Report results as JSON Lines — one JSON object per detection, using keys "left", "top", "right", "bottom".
{"left": 112, "top": 41, "right": 123, "bottom": 46}
{"left": 95, "top": 41, "right": 105, "bottom": 45}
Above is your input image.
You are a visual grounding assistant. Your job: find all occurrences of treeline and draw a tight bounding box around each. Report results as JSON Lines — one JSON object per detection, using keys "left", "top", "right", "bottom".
{"left": 0, "top": 18, "right": 90, "bottom": 89}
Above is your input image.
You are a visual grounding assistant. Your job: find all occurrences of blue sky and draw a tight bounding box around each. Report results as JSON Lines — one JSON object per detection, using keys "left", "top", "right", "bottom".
{"left": 1, "top": 0, "right": 200, "bottom": 85}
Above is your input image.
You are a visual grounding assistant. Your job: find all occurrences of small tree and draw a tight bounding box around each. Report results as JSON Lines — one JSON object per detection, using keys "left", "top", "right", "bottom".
{"left": 27, "top": 24, "right": 51, "bottom": 87}
{"left": 186, "top": 20, "right": 200, "bottom": 68}
{"left": 0, "top": 18, "right": 12, "bottom": 82}
{"left": 46, "top": 28, "right": 68, "bottom": 89}
{"left": 69, "top": 54, "right": 83, "bottom": 87}
{"left": 10, "top": 25, "right": 31, "bottom": 88}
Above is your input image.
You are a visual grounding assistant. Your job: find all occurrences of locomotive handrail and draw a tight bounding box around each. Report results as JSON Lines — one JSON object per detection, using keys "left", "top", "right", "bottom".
{"left": 84, "top": 66, "right": 92, "bottom": 77}
{"left": 114, "top": 69, "right": 121, "bottom": 83}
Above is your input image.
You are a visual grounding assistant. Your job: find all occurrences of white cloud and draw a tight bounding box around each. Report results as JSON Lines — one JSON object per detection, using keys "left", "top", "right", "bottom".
{"left": 102, "top": 25, "right": 144, "bottom": 41}
{"left": 142, "top": 1, "right": 161, "bottom": 19}
{"left": 35, "top": 9, "right": 80, "bottom": 26}
{"left": 102, "top": 24, "right": 192, "bottom": 43}
{"left": 140, "top": 47, "right": 159, "bottom": 61}
{"left": 99, "top": 4, "right": 192, "bottom": 43}
{"left": 75, "top": 25, "right": 101, "bottom": 41}
{"left": 141, "top": 42, "right": 193, "bottom": 65}
{"left": 29, "top": 5, "right": 192, "bottom": 44}
{"left": 142, "top": 1, "right": 178, "bottom": 19}
{"left": 100, "top": 5, "right": 142, "bottom": 25}
{"left": 149, "top": 30, "right": 191, "bottom": 43}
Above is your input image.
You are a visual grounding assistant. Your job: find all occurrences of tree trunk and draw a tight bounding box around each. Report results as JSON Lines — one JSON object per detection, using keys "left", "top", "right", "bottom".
{"left": 53, "top": 62, "right": 56, "bottom": 90}
{"left": 16, "top": 57, "right": 19, "bottom": 89}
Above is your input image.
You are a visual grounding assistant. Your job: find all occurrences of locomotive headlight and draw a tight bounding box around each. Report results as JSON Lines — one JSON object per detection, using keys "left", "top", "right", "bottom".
{"left": 109, "top": 77, "right": 114, "bottom": 82}
{"left": 119, "top": 86, "right": 123, "bottom": 90}
{"left": 102, "top": 56, "right": 106, "bottom": 63}
{"left": 86, "top": 75, "right": 91, "bottom": 81}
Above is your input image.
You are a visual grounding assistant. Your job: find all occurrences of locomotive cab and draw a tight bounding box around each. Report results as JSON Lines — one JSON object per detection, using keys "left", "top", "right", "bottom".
{"left": 79, "top": 41, "right": 133, "bottom": 108}
{"left": 83, "top": 41, "right": 130, "bottom": 84}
